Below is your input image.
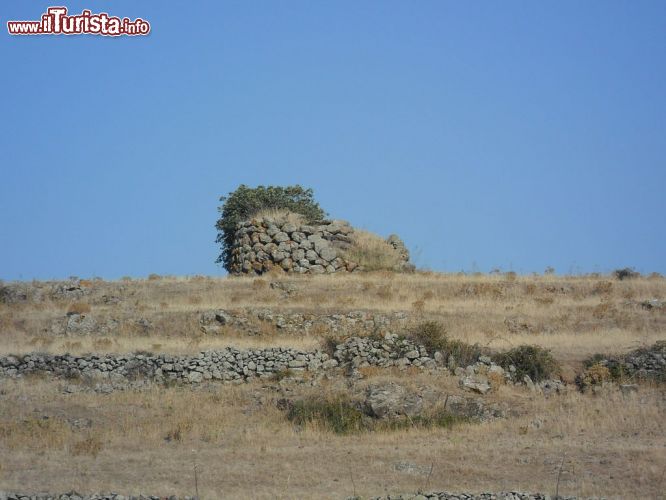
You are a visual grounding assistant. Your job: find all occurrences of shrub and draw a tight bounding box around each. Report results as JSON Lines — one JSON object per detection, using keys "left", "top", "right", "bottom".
{"left": 340, "top": 229, "right": 403, "bottom": 272}
{"left": 614, "top": 268, "right": 640, "bottom": 280}
{"left": 215, "top": 185, "right": 326, "bottom": 271}
{"left": 493, "top": 345, "right": 559, "bottom": 382}
{"left": 577, "top": 362, "right": 611, "bottom": 391}
{"left": 282, "top": 395, "right": 469, "bottom": 434}
{"left": 409, "top": 321, "right": 482, "bottom": 366}
{"left": 285, "top": 395, "right": 367, "bottom": 434}
{"left": 410, "top": 321, "right": 448, "bottom": 352}
{"left": 583, "top": 353, "right": 627, "bottom": 381}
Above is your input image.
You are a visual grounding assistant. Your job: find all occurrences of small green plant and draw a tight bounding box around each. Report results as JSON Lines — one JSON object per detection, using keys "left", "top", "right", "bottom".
{"left": 378, "top": 410, "right": 469, "bottom": 431}
{"left": 283, "top": 395, "right": 469, "bottom": 435}
{"left": 410, "top": 321, "right": 449, "bottom": 352}
{"left": 285, "top": 396, "right": 367, "bottom": 434}
{"left": 409, "top": 321, "right": 482, "bottom": 366}
{"left": 493, "top": 345, "right": 559, "bottom": 382}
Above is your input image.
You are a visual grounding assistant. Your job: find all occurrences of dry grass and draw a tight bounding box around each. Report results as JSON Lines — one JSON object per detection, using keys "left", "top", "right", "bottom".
{"left": 0, "top": 376, "right": 663, "bottom": 498}
{"left": 1, "top": 272, "right": 663, "bottom": 366}
{"left": 66, "top": 302, "right": 92, "bottom": 315}
{"left": 250, "top": 208, "right": 306, "bottom": 225}
{"left": 341, "top": 229, "right": 404, "bottom": 271}
{"left": 1, "top": 272, "right": 665, "bottom": 496}
{"left": 0, "top": 331, "right": 322, "bottom": 356}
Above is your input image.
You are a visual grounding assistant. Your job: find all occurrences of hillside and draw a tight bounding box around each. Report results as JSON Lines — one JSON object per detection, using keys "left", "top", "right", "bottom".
{"left": 0, "top": 272, "right": 665, "bottom": 498}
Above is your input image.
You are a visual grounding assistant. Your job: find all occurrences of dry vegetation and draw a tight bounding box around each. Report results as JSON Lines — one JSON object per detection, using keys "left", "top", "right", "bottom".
{"left": 2, "top": 272, "right": 664, "bottom": 366}
{"left": 0, "top": 272, "right": 665, "bottom": 497}
{"left": 340, "top": 229, "right": 404, "bottom": 271}
{"left": 0, "top": 373, "right": 664, "bottom": 498}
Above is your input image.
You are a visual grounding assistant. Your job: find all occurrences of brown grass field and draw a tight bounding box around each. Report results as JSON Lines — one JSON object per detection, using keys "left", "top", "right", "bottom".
{"left": 1, "top": 272, "right": 665, "bottom": 498}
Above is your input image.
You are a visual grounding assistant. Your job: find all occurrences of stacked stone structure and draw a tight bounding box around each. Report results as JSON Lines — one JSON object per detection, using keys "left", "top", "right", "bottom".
{"left": 228, "top": 216, "right": 411, "bottom": 275}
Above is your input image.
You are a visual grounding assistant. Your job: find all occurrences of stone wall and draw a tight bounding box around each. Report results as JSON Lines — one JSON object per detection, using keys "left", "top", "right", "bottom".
{"left": 228, "top": 217, "right": 410, "bottom": 275}
{"left": 0, "top": 335, "right": 431, "bottom": 384}
{"left": 0, "top": 334, "right": 525, "bottom": 393}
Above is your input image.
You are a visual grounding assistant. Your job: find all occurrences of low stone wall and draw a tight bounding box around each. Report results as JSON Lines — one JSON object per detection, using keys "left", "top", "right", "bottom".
{"left": 0, "top": 335, "right": 436, "bottom": 384}
{"left": 0, "top": 334, "right": 565, "bottom": 394}
{"left": 0, "top": 347, "right": 333, "bottom": 384}
{"left": 228, "top": 217, "right": 411, "bottom": 275}
{"left": 591, "top": 341, "right": 666, "bottom": 381}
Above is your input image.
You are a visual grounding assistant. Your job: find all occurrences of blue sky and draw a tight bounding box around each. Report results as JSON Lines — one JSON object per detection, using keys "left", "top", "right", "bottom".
{"left": 1, "top": 1, "right": 665, "bottom": 280}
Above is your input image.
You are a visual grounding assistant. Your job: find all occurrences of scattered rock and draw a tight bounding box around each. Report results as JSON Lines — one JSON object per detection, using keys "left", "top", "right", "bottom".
{"left": 460, "top": 374, "right": 491, "bottom": 394}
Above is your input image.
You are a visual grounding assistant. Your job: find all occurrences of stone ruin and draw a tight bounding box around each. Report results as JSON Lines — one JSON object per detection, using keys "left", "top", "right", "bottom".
{"left": 228, "top": 216, "right": 413, "bottom": 275}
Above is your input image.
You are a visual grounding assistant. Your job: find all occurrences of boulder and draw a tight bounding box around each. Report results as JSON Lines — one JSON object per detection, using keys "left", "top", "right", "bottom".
{"left": 365, "top": 382, "right": 423, "bottom": 419}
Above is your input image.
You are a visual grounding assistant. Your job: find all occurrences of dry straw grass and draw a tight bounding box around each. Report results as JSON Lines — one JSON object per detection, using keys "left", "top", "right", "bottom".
{"left": 2, "top": 272, "right": 663, "bottom": 367}
{"left": 0, "top": 376, "right": 663, "bottom": 497}
{"left": 341, "top": 229, "right": 404, "bottom": 271}
{"left": 250, "top": 208, "right": 306, "bottom": 225}
{"left": 0, "top": 271, "right": 664, "bottom": 498}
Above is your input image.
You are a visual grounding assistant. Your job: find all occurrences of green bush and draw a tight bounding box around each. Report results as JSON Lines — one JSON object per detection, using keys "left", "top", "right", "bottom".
{"left": 284, "top": 395, "right": 468, "bottom": 434}
{"left": 613, "top": 267, "right": 640, "bottom": 280}
{"left": 493, "top": 345, "right": 559, "bottom": 382}
{"left": 286, "top": 396, "right": 367, "bottom": 434}
{"left": 409, "top": 321, "right": 482, "bottom": 366}
{"left": 215, "top": 185, "right": 326, "bottom": 271}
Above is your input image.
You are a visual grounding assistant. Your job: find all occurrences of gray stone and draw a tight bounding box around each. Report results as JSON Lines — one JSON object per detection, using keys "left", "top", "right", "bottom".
{"left": 365, "top": 382, "right": 423, "bottom": 419}
{"left": 319, "top": 246, "right": 337, "bottom": 262}
{"left": 460, "top": 375, "right": 491, "bottom": 394}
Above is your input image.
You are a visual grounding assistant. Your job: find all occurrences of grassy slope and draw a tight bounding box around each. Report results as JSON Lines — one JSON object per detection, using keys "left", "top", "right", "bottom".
{"left": 0, "top": 272, "right": 665, "bottom": 498}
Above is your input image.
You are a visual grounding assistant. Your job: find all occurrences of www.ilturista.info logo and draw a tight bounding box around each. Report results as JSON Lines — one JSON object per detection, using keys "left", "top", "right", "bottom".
{"left": 7, "top": 7, "right": 151, "bottom": 36}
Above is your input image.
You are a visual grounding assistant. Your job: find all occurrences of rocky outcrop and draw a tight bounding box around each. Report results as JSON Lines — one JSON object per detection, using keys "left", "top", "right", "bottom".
{"left": 386, "top": 234, "right": 415, "bottom": 272}
{"left": 590, "top": 341, "right": 666, "bottom": 382}
{"left": 363, "top": 382, "right": 505, "bottom": 421}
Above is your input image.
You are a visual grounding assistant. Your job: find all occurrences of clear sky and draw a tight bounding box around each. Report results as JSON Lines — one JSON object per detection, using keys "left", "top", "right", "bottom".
{"left": 1, "top": 1, "right": 665, "bottom": 280}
